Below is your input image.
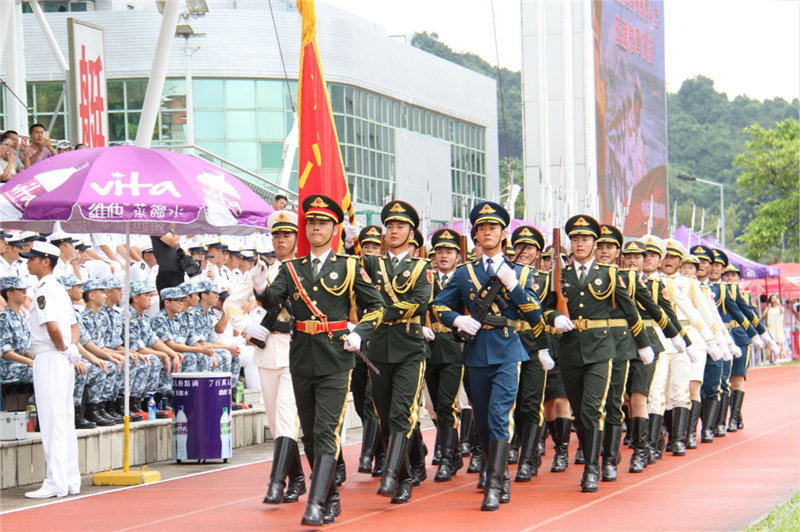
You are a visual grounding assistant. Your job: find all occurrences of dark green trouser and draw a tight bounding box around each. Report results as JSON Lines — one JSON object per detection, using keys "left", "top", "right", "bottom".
{"left": 605, "top": 359, "right": 631, "bottom": 426}
{"left": 425, "top": 361, "right": 464, "bottom": 429}
{"left": 515, "top": 358, "right": 547, "bottom": 428}
{"left": 561, "top": 359, "right": 613, "bottom": 433}
{"left": 292, "top": 371, "right": 352, "bottom": 459}
{"left": 351, "top": 361, "right": 378, "bottom": 422}
{"left": 370, "top": 359, "right": 426, "bottom": 438}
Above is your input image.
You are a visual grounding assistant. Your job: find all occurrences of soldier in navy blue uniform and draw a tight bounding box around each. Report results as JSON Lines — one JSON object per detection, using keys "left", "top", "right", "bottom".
{"left": 432, "top": 201, "right": 542, "bottom": 511}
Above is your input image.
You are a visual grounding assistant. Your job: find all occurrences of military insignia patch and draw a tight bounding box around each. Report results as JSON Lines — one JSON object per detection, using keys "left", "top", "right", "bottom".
{"left": 594, "top": 278, "right": 603, "bottom": 285}
{"left": 519, "top": 227, "right": 533, "bottom": 237}
{"left": 389, "top": 203, "right": 406, "bottom": 213}
{"left": 478, "top": 204, "right": 495, "bottom": 214}
{"left": 402, "top": 270, "right": 411, "bottom": 277}
{"left": 360, "top": 268, "right": 372, "bottom": 283}
{"left": 310, "top": 197, "right": 329, "bottom": 208}
{"left": 366, "top": 227, "right": 380, "bottom": 236}
{"left": 329, "top": 272, "right": 339, "bottom": 280}
{"left": 533, "top": 283, "right": 539, "bottom": 291}
{"left": 427, "top": 270, "right": 434, "bottom": 283}
{"left": 574, "top": 217, "right": 589, "bottom": 226}
{"left": 293, "top": 292, "right": 300, "bottom": 300}
{"left": 37, "top": 296, "right": 45, "bottom": 309}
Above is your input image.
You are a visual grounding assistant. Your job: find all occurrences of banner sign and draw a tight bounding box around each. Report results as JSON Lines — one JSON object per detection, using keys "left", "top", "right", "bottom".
{"left": 593, "top": 0, "right": 667, "bottom": 236}
{"left": 67, "top": 18, "right": 108, "bottom": 148}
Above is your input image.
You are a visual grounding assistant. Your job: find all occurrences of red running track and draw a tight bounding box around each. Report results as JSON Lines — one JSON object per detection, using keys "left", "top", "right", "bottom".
{"left": 2, "top": 365, "right": 797, "bottom": 531}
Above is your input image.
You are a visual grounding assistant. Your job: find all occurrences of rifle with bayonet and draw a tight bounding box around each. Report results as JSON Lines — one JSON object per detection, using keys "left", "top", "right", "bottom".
{"left": 455, "top": 271, "right": 509, "bottom": 343}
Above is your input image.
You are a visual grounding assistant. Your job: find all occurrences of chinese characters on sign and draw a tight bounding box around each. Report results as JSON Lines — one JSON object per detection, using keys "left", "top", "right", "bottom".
{"left": 69, "top": 19, "right": 108, "bottom": 148}
{"left": 78, "top": 44, "right": 106, "bottom": 147}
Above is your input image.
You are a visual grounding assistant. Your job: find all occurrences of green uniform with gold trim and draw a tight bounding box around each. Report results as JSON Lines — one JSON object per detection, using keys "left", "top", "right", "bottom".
{"left": 515, "top": 267, "right": 551, "bottom": 430}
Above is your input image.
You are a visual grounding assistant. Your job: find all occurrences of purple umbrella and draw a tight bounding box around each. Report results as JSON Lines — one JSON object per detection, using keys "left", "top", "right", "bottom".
{"left": 0, "top": 145, "right": 273, "bottom": 234}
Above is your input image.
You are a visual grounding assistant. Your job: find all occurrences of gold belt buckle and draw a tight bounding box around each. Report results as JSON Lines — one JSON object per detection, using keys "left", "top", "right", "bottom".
{"left": 574, "top": 318, "right": 588, "bottom": 332}
{"left": 305, "top": 320, "right": 320, "bottom": 335}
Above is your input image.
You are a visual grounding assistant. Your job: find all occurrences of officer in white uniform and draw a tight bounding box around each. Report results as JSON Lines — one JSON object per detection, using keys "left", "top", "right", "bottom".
{"left": 225, "top": 210, "right": 304, "bottom": 505}
{"left": 24, "top": 241, "right": 81, "bottom": 499}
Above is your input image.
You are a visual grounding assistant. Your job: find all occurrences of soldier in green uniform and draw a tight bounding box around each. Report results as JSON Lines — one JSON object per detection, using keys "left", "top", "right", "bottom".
{"left": 253, "top": 195, "right": 384, "bottom": 527}
{"left": 553, "top": 215, "right": 654, "bottom": 493}
{"left": 426, "top": 227, "right": 466, "bottom": 482}
{"left": 361, "top": 201, "right": 434, "bottom": 504}
{"left": 509, "top": 225, "right": 556, "bottom": 481}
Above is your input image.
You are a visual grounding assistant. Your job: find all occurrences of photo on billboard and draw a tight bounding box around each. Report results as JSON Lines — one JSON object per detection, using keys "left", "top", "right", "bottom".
{"left": 593, "top": 0, "right": 667, "bottom": 236}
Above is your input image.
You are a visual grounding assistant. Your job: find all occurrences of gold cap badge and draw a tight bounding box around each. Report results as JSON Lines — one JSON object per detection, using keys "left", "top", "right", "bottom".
{"left": 366, "top": 227, "right": 380, "bottom": 236}
{"left": 574, "top": 217, "right": 589, "bottom": 227}
{"left": 310, "top": 197, "right": 328, "bottom": 208}
{"left": 519, "top": 228, "right": 532, "bottom": 237}
{"left": 389, "top": 203, "right": 406, "bottom": 213}
{"left": 478, "top": 204, "right": 495, "bottom": 215}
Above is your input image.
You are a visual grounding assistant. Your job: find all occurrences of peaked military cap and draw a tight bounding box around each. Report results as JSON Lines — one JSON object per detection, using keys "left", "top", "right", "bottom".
{"left": 665, "top": 238, "right": 687, "bottom": 258}
{"left": 712, "top": 248, "right": 729, "bottom": 267}
{"left": 75, "top": 240, "right": 91, "bottom": 251}
{"left": 542, "top": 245, "right": 568, "bottom": 260}
{"left": 690, "top": 244, "right": 713, "bottom": 263}
{"left": 102, "top": 276, "right": 123, "bottom": 289}
{"left": 381, "top": 200, "right": 419, "bottom": 228}
{"left": 358, "top": 225, "right": 383, "bottom": 246}
{"left": 681, "top": 254, "right": 700, "bottom": 265}
{"left": 58, "top": 275, "right": 82, "bottom": 288}
{"left": 303, "top": 194, "right": 344, "bottom": 223}
{"left": 511, "top": 225, "right": 544, "bottom": 250}
{"left": 470, "top": 201, "right": 509, "bottom": 228}
{"left": 431, "top": 228, "right": 461, "bottom": 250}
{"left": 207, "top": 238, "right": 227, "bottom": 250}
{"left": 21, "top": 241, "right": 61, "bottom": 261}
{"left": 268, "top": 210, "right": 298, "bottom": 233}
{"left": 48, "top": 231, "right": 79, "bottom": 246}
{"left": 410, "top": 228, "right": 424, "bottom": 249}
{"left": 161, "top": 287, "right": 185, "bottom": 300}
{"left": 20, "top": 231, "right": 46, "bottom": 243}
{"left": 0, "top": 276, "right": 26, "bottom": 291}
{"left": 640, "top": 235, "right": 666, "bottom": 258}
{"left": 565, "top": 214, "right": 601, "bottom": 238}
{"left": 130, "top": 280, "right": 155, "bottom": 297}
{"left": 200, "top": 280, "right": 221, "bottom": 293}
{"left": 724, "top": 263, "right": 740, "bottom": 274}
{"left": 621, "top": 240, "right": 647, "bottom": 255}
{"left": 81, "top": 279, "right": 105, "bottom": 292}
{"left": 596, "top": 224, "right": 623, "bottom": 248}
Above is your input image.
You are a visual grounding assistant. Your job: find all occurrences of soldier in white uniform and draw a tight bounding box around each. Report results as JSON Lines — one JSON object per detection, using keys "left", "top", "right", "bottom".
{"left": 24, "top": 241, "right": 81, "bottom": 499}
{"left": 225, "top": 210, "right": 305, "bottom": 506}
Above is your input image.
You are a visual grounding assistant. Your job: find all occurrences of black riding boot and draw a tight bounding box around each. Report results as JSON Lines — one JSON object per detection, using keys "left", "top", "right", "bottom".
{"left": 358, "top": 417, "right": 380, "bottom": 473}
{"left": 372, "top": 437, "right": 386, "bottom": 477}
{"left": 629, "top": 417, "right": 649, "bottom": 473}
{"left": 670, "top": 407, "right": 689, "bottom": 456}
{"left": 551, "top": 417, "right": 571, "bottom": 472}
{"left": 714, "top": 394, "right": 730, "bottom": 437}
{"left": 459, "top": 408, "right": 474, "bottom": 456}
{"left": 685, "top": 400, "right": 702, "bottom": 449}
{"left": 481, "top": 440, "right": 510, "bottom": 511}
{"left": 581, "top": 428, "right": 602, "bottom": 493}
{"left": 701, "top": 397, "right": 720, "bottom": 443}
{"left": 467, "top": 439, "right": 484, "bottom": 473}
{"left": 434, "top": 425, "right": 460, "bottom": 482}
{"left": 515, "top": 423, "right": 542, "bottom": 482}
{"left": 334, "top": 452, "right": 346, "bottom": 486}
{"left": 264, "top": 436, "right": 294, "bottom": 504}
{"left": 284, "top": 439, "right": 307, "bottom": 502}
{"left": 601, "top": 424, "right": 622, "bottom": 481}
{"left": 300, "top": 454, "right": 336, "bottom": 527}
{"left": 727, "top": 390, "right": 744, "bottom": 432}
{"left": 647, "top": 414, "right": 663, "bottom": 464}
{"left": 377, "top": 432, "right": 408, "bottom": 497}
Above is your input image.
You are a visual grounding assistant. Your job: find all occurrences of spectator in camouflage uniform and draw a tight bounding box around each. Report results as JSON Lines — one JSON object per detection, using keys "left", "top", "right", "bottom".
{"left": 179, "top": 281, "right": 218, "bottom": 372}
{"left": 150, "top": 286, "right": 216, "bottom": 373}
{"left": 0, "top": 276, "right": 34, "bottom": 384}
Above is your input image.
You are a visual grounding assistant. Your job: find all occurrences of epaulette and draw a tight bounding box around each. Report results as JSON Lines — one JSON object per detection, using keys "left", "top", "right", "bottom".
{"left": 285, "top": 257, "right": 303, "bottom": 263}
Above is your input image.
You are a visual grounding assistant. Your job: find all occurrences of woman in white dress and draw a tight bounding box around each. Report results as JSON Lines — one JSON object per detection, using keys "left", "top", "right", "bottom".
{"left": 762, "top": 295, "right": 786, "bottom": 363}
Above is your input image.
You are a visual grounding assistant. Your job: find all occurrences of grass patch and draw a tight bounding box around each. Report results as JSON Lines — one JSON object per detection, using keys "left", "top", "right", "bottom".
{"left": 745, "top": 492, "right": 800, "bottom": 531}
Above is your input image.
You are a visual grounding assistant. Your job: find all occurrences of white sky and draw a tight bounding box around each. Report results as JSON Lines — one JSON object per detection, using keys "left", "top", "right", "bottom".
{"left": 323, "top": 0, "right": 800, "bottom": 102}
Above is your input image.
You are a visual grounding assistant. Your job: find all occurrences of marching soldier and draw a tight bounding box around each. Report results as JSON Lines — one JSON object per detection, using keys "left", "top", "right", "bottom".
{"left": 226, "top": 210, "right": 307, "bottom": 506}
{"left": 363, "top": 200, "right": 433, "bottom": 505}
{"left": 553, "top": 215, "right": 653, "bottom": 493}
{"left": 426, "top": 227, "right": 466, "bottom": 482}
{"left": 433, "top": 201, "right": 543, "bottom": 511}
{"left": 252, "top": 194, "right": 384, "bottom": 526}
{"left": 509, "top": 225, "right": 555, "bottom": 482}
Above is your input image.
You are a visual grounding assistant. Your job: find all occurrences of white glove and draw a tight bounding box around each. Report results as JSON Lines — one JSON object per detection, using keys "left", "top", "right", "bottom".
{"left": 422, "top": 326, "right": 435, "bottom": 342}
{"left": 751, "top": 334, "right": 764, "bottom": 349}
{"left": 638, "top": 346, "right": 655, "bottom": 365}
{"left": 64, "top": 344, "right": 81, "bottom": 364}
{"left": 670, "top": 335, "right": 687, "bottom": 354}
{"left": 243, "top": 322, "right": 269, "bottom": 342}
{"left": 686, "top": 345, "right": 701, "bottom": 364}
{"left": 761, "top": 332, "right": 780, "bottom": 355}
{"left": 453, "top": 315, "right": 481, "bottom": 336}
{"left": 707, "top": 341, "right": 723, "bottom": 361}
{"left": 729, "top": 343, "right": 742, "bottom": 358}
{"left": 537, "top": 349, "right": 555, "bottom": 371}
{"left": 343, "top": 332, "right": 362, "bottom": 352}
{"left": 554, "top": 315, "right": 575, "bottom": 333}
{"left": 347, "top": 321, "right": 357, "bottom": 332}
{"left": 344, "top": 224, "right": 360, "bottom": 248}
{"left": 251, "top": 261, "right": 268, "bottom": 293}
{"left": 495, "top": 261, "right": 519, "bottom": 291}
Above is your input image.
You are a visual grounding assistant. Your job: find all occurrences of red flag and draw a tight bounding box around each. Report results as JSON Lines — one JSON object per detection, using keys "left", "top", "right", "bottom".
{"left": 296, "top": 0, "right": 355, "bottom": 256}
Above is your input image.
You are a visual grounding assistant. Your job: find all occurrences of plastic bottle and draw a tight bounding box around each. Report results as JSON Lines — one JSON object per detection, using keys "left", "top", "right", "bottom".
{"left": 26, "top": 404, "right": 37, "bottom": 432}
{"left": 196, "top": 170, "right": 242, "bottom": 226}
{"left": 147, "top": 396, "right": 157, "bottom": 421}
{"left": 235, "top": 381, "right": 244, "bottom": 404}
{"left": 219, "top": 406, "right": 231, "bottom": 459}
{"left": 0, "top": 162, "right": 88, "bottom": 220}
{"left": 175, "top": 406, "right": 188, "bottom": 460}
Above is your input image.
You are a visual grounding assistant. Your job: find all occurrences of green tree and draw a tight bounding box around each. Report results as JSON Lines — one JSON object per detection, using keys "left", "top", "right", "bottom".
{"left": 733, "top": 117, "right": 799, "bottom": 261}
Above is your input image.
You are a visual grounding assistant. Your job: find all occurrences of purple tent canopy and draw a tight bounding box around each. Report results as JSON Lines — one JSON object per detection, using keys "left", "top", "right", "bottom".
{"left": 674, "top": 225, "right": 779, "bottom": 278}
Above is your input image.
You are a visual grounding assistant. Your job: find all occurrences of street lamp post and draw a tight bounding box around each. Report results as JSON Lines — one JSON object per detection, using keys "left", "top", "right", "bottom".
{"left": 677, "top": 173, "right": 726, "bottom": 247}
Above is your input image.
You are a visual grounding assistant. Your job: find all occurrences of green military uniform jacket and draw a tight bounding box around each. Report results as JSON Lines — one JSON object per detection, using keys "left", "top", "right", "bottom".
{"left": 427, "top": 270, "right": 463, "bottom": 365}
{"left": 555, "top": 261, "right": 649, "bottom": 366}
{"left": 257, "top": 252, "right": 384, "bottom": 377}
{"left": 362, "top": 254, "right": 433, "bottom": 364}
{"left": 517, "top": 266, "right": 552, "bottom": 353}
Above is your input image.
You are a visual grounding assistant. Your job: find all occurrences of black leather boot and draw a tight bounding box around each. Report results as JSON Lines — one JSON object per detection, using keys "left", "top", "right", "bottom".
{"left": 323, "top": 482, "right": 341, "bottom": 523}
{"left": 431, "top": 429, "right": 442, "bottom": 465}
{"left": 629, "top": 417, "right": 649, "bottom": 473}
{"left": 551, "top": 417, "right": 571, "bottom": 472}
{"left": 408, "top": 426, "right": 427, "bottom": 486}
{"left": 85, "top": 403, "right": 115, "bottom": 426}
{"left": 459, "top": 408, "right": 474, "bottom": 456}
{"left": 727, "top": 390, "right": 744, "bottom": 432}
{"left": 714, "top": 394, "right": 730, "bottom": 437}
{"left": 507, "top": 431, "right": 519, "bottom": 465}
{"left": 574, "top": 428, "right": 585, "bottom": 465}
{"left": 601, "top": 424, "right": 622, "bottom": 481}
{"left": 467, "top": 439, "right": 484, "bottom": 473}
{"left": 701, "top": 398, "right": 720, "bottom": 443}
{"left": 372, "top": 438, "right": 386, "bottom": 477}
{"left": 481, "top": 440, "right": 510, "bottom": 511}
{"left": 378, "top": 432, "right": 408, "bottom": 497}
{"left": 663, "top": 410, "right": 674, "bottom": 453}
{"left": 515, "top": 423, "right": 542, "bottom": 482}
{"left": 75, "top": 405, "right": 97, "bottom": 429}
{"left": 647, "top": 414, "right": 663, "bottom": 464}
{"left": 358, "top": 418, "right": 379, "bottom": 473}
{"left": 623, "top": 414, "right": 632, "bottom": 447}
{"left": 264, "top": 436, "right": 294, "bottom": 504}
{"left": 670, "top": 407, "right": 689, "bottom": 456}
{"left": 101, "top": 401, "right": 123, "bottom": 424}
{"left": 390, "top": 455, "right": 414, "bottom": 504}
{"left": 477, "top": 451, "right": 488, "bottom": 490}
{"left": 284, "top": 439, "right": 306, "bottom": 502}
{"left": 735, "top": 391, "right": 745, "bottom": 430}
{"left": 334, "top": 452, "right": 346, "bottom": 486}
{"left": 581, "top": 428, "right": 602, "bottom": 493}
{"left": 301, "top": 455, "right": 336, "bottom": 527}
{"left": 434, "top": 425, "right": 459, "bottom": 482}
{"left": 115, "top": 396, "right": 142, "bottom": 422}
{"left": 685, "top": 400, "right": 702, "bottom": 449}
{"left": 539, "top": 422, "right": 548, "bottom": 457}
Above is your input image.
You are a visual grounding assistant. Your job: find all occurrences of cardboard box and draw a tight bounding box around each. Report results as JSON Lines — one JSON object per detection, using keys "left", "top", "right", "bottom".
{"left": 0, "top": 411, "right": 27, "bottom": 440}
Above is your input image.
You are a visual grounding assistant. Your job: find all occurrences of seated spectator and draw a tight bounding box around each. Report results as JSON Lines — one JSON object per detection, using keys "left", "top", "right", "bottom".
{"left": 0, "top": 276, "right": 34, "bottom": 385}
{"left": 50, "top": 232, "right": 82, "bottom": 279}
{"left": 1, "top": 134, "right": 19, "bottom": 182}
{"left": 74, "top": 143, "right": 88, "bottom": 150}
{"left": 0, "top": 130, "right": 25, "bottom": 175}
{"left": 21, "top": 124, "right": 56, "bottom": 167}
{"left": 272, "top": 194, "right": 288, "bottom": 211}
{"left": 57, "top": 140, "right": 73, "bottom": 154}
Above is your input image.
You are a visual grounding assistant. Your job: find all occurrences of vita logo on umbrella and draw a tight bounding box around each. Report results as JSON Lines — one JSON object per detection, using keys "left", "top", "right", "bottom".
{"left": 90, "top": 171, "right": 182, "bottom": 198}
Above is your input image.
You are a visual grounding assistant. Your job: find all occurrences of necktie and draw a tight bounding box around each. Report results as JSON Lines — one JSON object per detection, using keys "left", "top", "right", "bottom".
{"left": 579, "top": 265, "right": 586, "bottom": 283}
{"left": 440, "top": 274, "right": 448, "bottom": 287}
{"left": 312, "top": 258, "right": 320, "bottom": 280}
{"left": 486, "top": 258, "right": 494, "bottom": 277}
{"left": 390, "top": 256, "right": 399, "bottom": 274}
